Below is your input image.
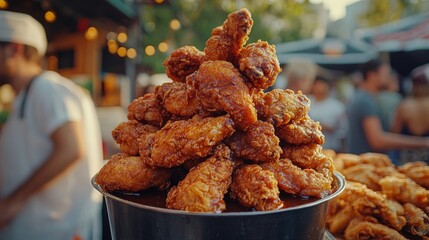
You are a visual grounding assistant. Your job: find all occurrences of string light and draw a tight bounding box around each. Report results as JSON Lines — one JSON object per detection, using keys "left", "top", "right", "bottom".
{"left": 117, "top": 47, "right": 127, "bottom": 57}
{"left": 170, "top": 19, "right": 181, "bottom": 31}
{"left": 106, "top": 32, "right": 117, "bottom": 40}
{"left": 145, "top": 45, "right": 155, "bottom": 56}
{"left": 127, "top": 48, "right": 137, "bottom": 59}
{"left": 0, "top": 0, "right": 8, "bottom": 9}
{"left": 117, "top": 32, "right": 128, "bottom": 43}
{"left": 108, "top": 40, "right": 118, "bottom": 54}
{"left": 158, "top": 42, "right": 168, "bottom": 53}
{"left": 44, "top": 10, "right": 56, "bottom": 23}
{"left": 154, "top": 0, "right": 164, "bottom": 3}
{"left": 85, "top": 27, "right": 98, "bottom": 40}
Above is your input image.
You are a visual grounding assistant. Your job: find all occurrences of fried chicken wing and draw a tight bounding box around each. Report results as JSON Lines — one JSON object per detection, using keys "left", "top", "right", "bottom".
{"left": 112, "top": 120, "right": 158, "bottom": 156}
{"left": 358, "top": 152, "right": 395, "bottom": 168}
{"left": 230, "top": 164, "right": 282, "bottom": 211}
{"left": 403, "top": 203, "right": 429, "bottom": 237}
{"left": 166, "top": 144, "right": 234, "bottom": 212}
{"left": 260, "top": 158, "right": 332, "bottom": 198}
{"left": 335, "top": 182, "right": 407, "bottom": 231}
{"left": 238, "top": 40, "right": 281, "bottom": 89}
{"left": 342, "top": 164, "right": 404, "bottom": 191}
{"left": 327, "top": 204, "right": 357, "bottom": 234}
{"left": 163, "top": 46, "right": 205, "bottom": 82}
{"left": 276, "top": 117, "right": 324, "bottom": 145}
{"left": 225, "top": 120, "right": 282, "bottom": 163}
{"left": 379, "top": 176, "right": 429, "bottom": 208}
{"left": 398, "top": 161, "right": 429, "bottom": 189}
{"left": 335, "top": 153, "right": 361, "bottom": 170}
{"left": 154, "top": 82, "right": 201, "bottom": 117}
{"left": 204, "top": 8, "right": 253, "bottom": 64}
{"left": 187, "top": 60, "right": 257, "bottom": 130}
{"left": 253, "top": 89, "right": 310, "bottom": 127}
{"left": 281, "top": 144, "right": 335, "bottom": 182}
{"left": 147, "top": 115, "right": 235, "bottom": 168}
{"left": 127, "top": 93, "right": 171, "bottom": 127}
{"left": 344, "top": 218, "right": 407, "bottom": 240}
{"left": 96, "top": 153, "right": 172, "bottom": 192}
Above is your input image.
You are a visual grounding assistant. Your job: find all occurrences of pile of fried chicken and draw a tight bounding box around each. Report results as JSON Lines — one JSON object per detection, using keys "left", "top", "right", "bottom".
{"left": 325, "top": 151, "right": 429, "bottom": 239}
{"left": 96, "top": 8, "right": 336, "bottom": 213}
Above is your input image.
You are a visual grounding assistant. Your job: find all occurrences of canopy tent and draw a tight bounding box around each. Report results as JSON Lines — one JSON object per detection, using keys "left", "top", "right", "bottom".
{"left": 275, "top": 38, "right": 377, "bottom": 72}
{"left": 356, "top": 12, "right": 429, "bottom": 76}
{"left": 357, "top": 12, "right": 429, "bottom": 52}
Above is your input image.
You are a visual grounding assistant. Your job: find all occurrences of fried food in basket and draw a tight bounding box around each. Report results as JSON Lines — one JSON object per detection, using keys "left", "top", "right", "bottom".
{"left": 96, "top": 8, "right": 339, "bottom": 213}
{"left": 148, "top": 115, "right": 235, "bottom": 168}
{"left": 96, "top": 153, "right": 172, "bottom": 192}
{"left": 230, "top": 164, "right": 283, "bottom": 211}
{"left": 344, "top": 217, "right": 407, "bottom": 240}
{"left": 166, "top": 144, "right": 234, "bottom": 212}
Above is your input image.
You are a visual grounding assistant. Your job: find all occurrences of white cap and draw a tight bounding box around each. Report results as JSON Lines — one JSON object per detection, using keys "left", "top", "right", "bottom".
{"left": 0, "top": 11, "right": 47, "bottom": 55}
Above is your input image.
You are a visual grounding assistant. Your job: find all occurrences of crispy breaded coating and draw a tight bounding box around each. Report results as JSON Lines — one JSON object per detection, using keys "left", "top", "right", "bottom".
{"left": 344, "top": 218, "right": 407, "bottom": 240}
{"left": 403, "top": 203, "right": 429, "bottom": 237}
{"left": 230, "top": 164, "right": 282, "bottom": 211}
{"left": 379, "top": 176, "right": 429, "bottom": 208}
{"left": 147, "top": 115, "right": 235, "bottom": 168}
{"left": 253, "top": 89, "right": 310, "bottom": 127}
{"left": 335, "top": 181, "right": 407, "bottom": 231}
{"left": 163, "top": 46, "right": 205, "bottom": 82}
{"left": 112, "top": 120, "right": 158, "bottom": 156}
{"left": 276, "top": 117, "right": 324, "bottom": 145}
{"left": 398, "top": 161, "right": 429, "bottom": 189}
{"left": 127, "top": 93, "right": 171, "bottom": 127}
{"left": 96, "top": 154, "right": 172, "bottom": 192}
{"left": 358, "top": 152, "right": 395, "bottom": 168}
{"left": 204, "top": 8, "right": 253, "bottom": 64}
{"left": 154, "top": 82, "right": 201, "bottom": 118}
{"left": 187, "top": 60, "right": 257, "bottom": 130}
{"left": 225, "top": 120, "right": 282, "bottom": 163}
{"left": 260, "top": 159, "right": 332, "bottom": 198}
{"left": 166, "top": 145, "right": 234, "bottom": 212}
{"left": 238, "top": 40, "right": 281, "bottom": 90}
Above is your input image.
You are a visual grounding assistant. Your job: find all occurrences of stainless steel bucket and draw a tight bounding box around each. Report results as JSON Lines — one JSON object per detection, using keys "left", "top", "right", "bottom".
{"left": 93, "top": 172, "right": 345, "bottom": 240}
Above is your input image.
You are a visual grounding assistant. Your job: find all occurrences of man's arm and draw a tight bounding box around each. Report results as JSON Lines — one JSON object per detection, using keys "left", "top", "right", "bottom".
{"left": 363, "top": 116, "right": 429, "bottom": 151}
{"left": 0, "top": 121, "right": 85, "bottom": 229}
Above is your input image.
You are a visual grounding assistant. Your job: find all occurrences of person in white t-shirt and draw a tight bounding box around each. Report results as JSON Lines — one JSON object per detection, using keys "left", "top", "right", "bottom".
{"left": 308, "top": 76, "right": 348, "bottom": 152}
{"left": 0, "top": 11, "right": 103, "bottom": 240}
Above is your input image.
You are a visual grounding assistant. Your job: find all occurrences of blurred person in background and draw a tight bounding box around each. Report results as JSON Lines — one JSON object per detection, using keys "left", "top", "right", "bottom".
{"left": 346, "top": 59, "right": 429, "bottom": 155}
{"left": 0, "top": 11, "right": 102, "bottom": 240}
{"left": 391, "top": 64, "right": 429, "bottom": 165}
{"left": 284, "top": 59, "right": 317, "bottom": 94}
{"left": 309, "top": 76, "right": 348, "bottom": 152}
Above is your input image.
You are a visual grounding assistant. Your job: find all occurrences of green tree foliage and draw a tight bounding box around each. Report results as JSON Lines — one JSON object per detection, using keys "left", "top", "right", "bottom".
{"left": 140, "top": 0, "right": 317, "bottom": 73}
{"left": 360, "top": 0, "right": 425, "bottom": 27}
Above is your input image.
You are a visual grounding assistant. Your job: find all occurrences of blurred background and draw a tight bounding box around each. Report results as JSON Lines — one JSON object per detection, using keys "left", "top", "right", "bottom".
{"left": 0, "top": 0, "right": 428, "bottom": 157}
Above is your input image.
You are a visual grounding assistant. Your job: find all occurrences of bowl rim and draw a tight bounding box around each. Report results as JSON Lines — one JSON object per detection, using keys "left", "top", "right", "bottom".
{"left": 92, "top": 171, "right": 346, "bottom": 216}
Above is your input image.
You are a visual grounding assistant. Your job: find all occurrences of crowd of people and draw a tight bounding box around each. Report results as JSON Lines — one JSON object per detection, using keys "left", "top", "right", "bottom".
{"left": 284, "top": 59, "right": 429, "bottom": 165}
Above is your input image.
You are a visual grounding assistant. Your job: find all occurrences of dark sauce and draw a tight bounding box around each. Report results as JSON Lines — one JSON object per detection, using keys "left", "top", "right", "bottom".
{"left": 113, "top": 189, "right": 319, "bottom": 212}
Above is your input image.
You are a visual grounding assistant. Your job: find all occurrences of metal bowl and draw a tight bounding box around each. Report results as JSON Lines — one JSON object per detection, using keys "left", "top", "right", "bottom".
{"left": 93, "top": 172, "right": 345, "bottom": 240}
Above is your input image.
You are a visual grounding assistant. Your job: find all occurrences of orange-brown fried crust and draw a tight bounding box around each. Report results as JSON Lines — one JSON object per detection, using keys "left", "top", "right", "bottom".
{"left": 154, "top": 82, "right": 200, "bottom": 118}
{"left": 163, "top": 46, "right": 205, "bottom": 83}
{"left": 166, "top": 144, "right": 234, "bottom": 212}
{"left": 112, "top": 120, "right": 158, "bottom": 156}
{"left": 127, "top": 93, "right": 171, "bottom": 127}
{"left": 147, "top": 115, "right": 235, "bottom": 168}
{"left": 379, "top": 176, "right": 429, "bottom": 208}
{"left": 96, "top": 154, "right": 172, "bottom": 192}
{"left": 253, "top": 89, "right": 310, "bottom": 127}
{"left": 260, "top": 159, "right": 332, "bottom": 198}
{"left": 398, "top": 161, "right": 429, "bottom": 189}
{"left": 187, "top": 60, "right": 257, "bottom": 130}
{"left": 225, "top": 120, "right": 282, "bottom": 163}
{"left": 204, "top": 9, "right": 253, "bottom": 64}
{"left": 238, "top": 40, "right": 281, "bottom": 90}
{"left": 276, "top": 117, "right": 324, "bottom": 145}
{"left": 230, "top": 164, "right": 283, "bottom": 211}
{"left": 344, "top": 218, "right": 407, "bottom": 240}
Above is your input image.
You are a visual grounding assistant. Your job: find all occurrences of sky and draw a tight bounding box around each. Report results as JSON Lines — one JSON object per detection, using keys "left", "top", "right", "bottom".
{"left": 310, "top": 0, "right": 361, "bottom": 20}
